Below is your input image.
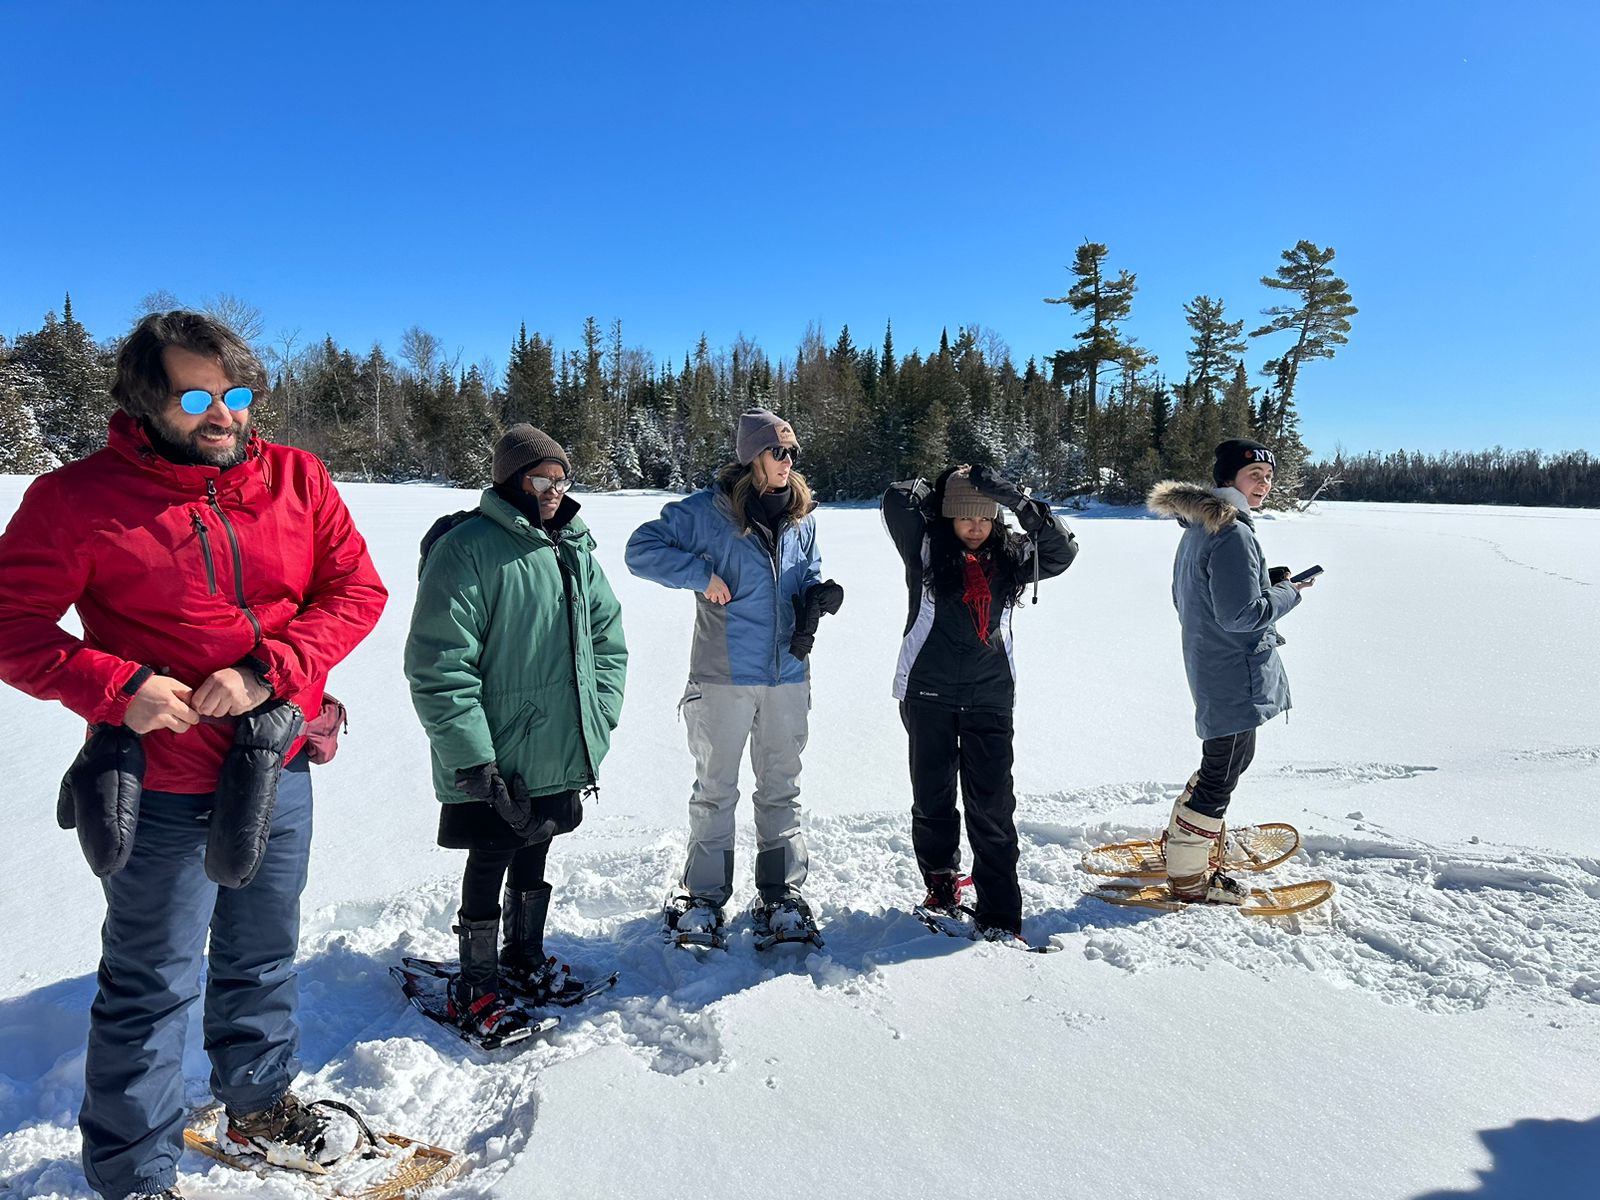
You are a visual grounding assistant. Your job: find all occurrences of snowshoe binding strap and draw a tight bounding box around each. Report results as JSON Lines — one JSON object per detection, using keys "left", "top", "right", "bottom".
{"left": 305, "top": 1099, "right": 378, "bottom": 1159}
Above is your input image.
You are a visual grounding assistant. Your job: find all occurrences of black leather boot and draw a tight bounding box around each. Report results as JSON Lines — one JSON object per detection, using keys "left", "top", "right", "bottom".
{"left": 447, "top": 914, "right": 531, "bottom": 1039}
{"left": 500, "top": 883, "right": 552, "bottom": 985}
{"left": 501, "top": 885, "right": 593, "bottom": 1005}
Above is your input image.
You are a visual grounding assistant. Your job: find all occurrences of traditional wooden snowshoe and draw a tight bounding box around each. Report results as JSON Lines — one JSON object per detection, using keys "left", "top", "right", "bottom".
{"left": 1081, "top": 822, "right": 1301, "bottom": 878}
{"left": 184, "top": 1101, "right": 464, "bottom": 1197}
{"left": 1089, "top": 876, "right": 1334, "bottom": 915}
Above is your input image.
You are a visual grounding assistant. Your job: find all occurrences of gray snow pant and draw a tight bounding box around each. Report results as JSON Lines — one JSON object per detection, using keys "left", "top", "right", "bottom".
{"left": 79, "top": 757, "right": 312, "bottom": 1200}
{"left": 678, "top": 678, "right": 810, "bottom": 907}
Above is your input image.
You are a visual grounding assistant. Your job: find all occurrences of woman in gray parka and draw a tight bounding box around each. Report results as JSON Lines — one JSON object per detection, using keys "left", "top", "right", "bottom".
{"left": 1145, "top": 438, "right": 1316, "bottom": 904}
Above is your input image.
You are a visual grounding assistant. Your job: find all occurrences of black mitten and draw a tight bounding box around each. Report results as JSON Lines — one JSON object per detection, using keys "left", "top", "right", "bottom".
{"left": 207, "top": 699, "right": 306, "bottom": 888}
{"left": 59, "top": 724, "right": 146, "bottom": 877}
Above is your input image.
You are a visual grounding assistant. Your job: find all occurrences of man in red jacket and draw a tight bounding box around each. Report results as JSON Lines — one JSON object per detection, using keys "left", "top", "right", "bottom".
{"left": 0, "top": 311, "right": 387, "bottom": 1200}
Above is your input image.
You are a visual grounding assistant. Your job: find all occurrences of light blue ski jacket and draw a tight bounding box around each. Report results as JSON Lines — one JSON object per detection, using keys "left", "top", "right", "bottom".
{"left": 625, "top": 486, "right": 822, "bottom": 686}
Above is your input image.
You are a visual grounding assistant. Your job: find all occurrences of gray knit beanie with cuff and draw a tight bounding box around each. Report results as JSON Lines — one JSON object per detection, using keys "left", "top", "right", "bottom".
{"left": 736, "top": 409, "right": 799, "bottom": 466}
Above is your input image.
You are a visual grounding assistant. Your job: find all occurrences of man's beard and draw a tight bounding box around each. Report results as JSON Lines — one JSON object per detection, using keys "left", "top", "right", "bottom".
{"left": 146, "top": 411, "right": 251, "bottom": 468}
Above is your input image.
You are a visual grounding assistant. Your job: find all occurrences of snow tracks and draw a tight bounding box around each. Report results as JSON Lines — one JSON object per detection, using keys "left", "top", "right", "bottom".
{"left": 3, "top": 762, "right": 1598, "bottom": 1197}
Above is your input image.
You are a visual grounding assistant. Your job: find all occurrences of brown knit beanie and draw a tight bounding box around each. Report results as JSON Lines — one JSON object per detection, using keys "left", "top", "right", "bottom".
{"left": 492, "top": 424, "right": 571, "bottom": 485}
{"left": 736, "top": 409, "right": 799, "bottom": 466}
{"left": 940, "top": 468, "right": 999, "bottom": 520}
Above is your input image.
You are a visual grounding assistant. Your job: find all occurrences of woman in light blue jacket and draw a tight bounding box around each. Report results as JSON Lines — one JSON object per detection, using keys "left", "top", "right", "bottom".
{"left": 1146, "top": 438, "right": 1315, "bottom": 904}
{"left": 625, "top": 410, "right": 841, "bottom": 945}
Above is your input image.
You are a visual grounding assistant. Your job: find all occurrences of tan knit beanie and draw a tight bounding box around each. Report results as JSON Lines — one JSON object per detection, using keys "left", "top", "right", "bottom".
{"left": 940, "top": 468, "right": 999, "bottom": 520}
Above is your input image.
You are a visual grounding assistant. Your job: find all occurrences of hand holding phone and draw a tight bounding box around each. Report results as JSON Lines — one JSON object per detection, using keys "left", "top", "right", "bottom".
{"left": 1289, "top": 564, "right": 1324, "bottom": 585}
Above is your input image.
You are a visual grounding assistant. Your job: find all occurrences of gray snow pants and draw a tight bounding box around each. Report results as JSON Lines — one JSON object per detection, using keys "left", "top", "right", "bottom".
{"left": 80, "top": 757, "right": 312, "bottom": 1200}
{"left": 678, "top": 678, "right": 810, "bottom": 907}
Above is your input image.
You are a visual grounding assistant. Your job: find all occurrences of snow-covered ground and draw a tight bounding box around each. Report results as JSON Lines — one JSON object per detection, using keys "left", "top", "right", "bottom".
{"left": 1, "top": 478, "right": 1597, "bottom": 1200}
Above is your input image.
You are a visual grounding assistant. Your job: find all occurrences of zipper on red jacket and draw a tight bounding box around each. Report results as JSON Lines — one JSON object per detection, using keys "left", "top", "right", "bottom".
{"left": 190, "top": 511, "right": 218, "bottom": 595}
{"left": 205, "top": 479, "right": 264, "bottom": 643}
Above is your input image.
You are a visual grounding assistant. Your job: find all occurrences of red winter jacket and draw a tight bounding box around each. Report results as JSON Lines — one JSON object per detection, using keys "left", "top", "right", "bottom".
{"left": 0, "top": 410, "right": 388, "bottom": 793}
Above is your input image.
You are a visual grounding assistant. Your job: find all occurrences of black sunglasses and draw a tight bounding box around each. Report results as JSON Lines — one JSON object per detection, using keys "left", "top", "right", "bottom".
{"left": 769, "top": 445, "right": 800, "bottom": 464}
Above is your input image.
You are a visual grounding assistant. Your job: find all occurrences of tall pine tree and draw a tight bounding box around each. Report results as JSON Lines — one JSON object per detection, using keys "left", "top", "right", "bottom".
{"left": 1250, "top": 239, "right": 1357, "bottom": 409}
{"left": 1044, "top": 242, "right": 1143, "bottom": 415}
{"left": 1183, "top": 295, "right": 1246, "bottom": 404}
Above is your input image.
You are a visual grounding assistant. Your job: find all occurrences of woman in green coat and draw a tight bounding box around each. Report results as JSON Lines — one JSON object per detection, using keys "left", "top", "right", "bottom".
{"left": 404, "top": 425, "right": 627, "bottom": 1041}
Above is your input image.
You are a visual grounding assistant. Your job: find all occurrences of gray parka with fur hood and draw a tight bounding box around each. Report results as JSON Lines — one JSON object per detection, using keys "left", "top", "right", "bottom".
{"left": 1147, "top": 480, "right": 1302, "bottom": 739}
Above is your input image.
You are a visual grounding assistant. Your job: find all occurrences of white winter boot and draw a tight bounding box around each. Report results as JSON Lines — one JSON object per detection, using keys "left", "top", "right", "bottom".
{"left": 1164, "top": 794, "right": 1247, "bottom": 905}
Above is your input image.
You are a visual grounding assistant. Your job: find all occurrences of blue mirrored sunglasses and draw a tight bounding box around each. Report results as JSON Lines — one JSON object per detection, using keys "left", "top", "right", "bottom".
{"left": 178, "top": 387, "right": 254, "bottom": 415}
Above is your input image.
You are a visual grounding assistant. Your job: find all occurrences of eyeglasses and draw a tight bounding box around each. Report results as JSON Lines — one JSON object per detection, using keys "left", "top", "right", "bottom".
{"left": 527, "top": 475, "right": 572, "bottom": 495}
{"left": 176, "top": 387, "right": 254, "bottom": 415}
{"left": 769, "top": 445, "right": 800, "bottom": 464}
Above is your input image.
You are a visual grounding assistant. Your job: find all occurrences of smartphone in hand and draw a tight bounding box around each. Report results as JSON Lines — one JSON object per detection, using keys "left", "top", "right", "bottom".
{"left": 1289, "top": 564, "right": 1324, "bottom": 584}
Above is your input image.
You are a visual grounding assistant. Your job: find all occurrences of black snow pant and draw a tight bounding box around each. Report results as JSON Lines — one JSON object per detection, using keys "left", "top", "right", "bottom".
{"left": 461, "top": 840, "right": 551, "bottom": 921}
{"left": 1187, "top": 728, "right": 1258, "bottom": 819}
{"left": 900, "top": 700, "right": 1021, "bottom": 935}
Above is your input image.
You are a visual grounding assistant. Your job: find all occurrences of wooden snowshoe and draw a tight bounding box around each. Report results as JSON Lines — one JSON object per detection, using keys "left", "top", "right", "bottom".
{"left": 1089, "top": 877, "right": 1334, "bottom": 916}
{"left": 1081, "top": 822, "right": 1301, "bottom": 878}
{"left": 184, "top": 1101, "right": 463, "bottom": 1197}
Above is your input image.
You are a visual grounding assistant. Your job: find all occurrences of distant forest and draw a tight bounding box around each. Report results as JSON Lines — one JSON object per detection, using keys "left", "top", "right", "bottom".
{"left": 0, "top": 240, "right": 1591, "bottom": 508}
{"left": 1305, "top": 449, "right": 1599, "bottom": 508}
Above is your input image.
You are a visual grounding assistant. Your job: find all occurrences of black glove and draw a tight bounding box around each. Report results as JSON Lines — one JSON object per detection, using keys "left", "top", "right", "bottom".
{"left": 1269, "top": 566, "right": 1291, "bottom": 585}
{"left": 1012, "top": 497, "right": 1053, "bottom": 534}
{"left": 455, "top": 763, "right": 550, "bottom": 841}
{"left": 969, "top": 465, "right": 1029, "bottom": 510}
{"left": 789, "top": 579, "right": 846, "bottom": 660}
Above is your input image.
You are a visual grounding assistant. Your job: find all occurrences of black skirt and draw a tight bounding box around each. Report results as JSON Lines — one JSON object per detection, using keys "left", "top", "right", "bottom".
{"left": 437, "top": 799, "right": 539, "bottom": 852}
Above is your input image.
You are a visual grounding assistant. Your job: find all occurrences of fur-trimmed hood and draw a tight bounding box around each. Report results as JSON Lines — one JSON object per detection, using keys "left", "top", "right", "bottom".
{"left": 1147, "top": 480, "right": 1246, "bottom": 534}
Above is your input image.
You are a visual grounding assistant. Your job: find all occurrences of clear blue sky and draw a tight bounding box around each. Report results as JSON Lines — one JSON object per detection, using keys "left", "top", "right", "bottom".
{"left": 2, "top": 2, "right": 1595, "bottom": 455}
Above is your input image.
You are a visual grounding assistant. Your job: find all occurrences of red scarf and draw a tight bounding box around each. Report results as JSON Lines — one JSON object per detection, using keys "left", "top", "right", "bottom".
{"left": 961, "top": 552, "right": 993, "bottom": 645}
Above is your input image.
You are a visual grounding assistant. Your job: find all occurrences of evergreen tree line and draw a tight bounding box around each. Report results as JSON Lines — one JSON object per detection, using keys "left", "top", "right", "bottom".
{"left": 25, "top": 241, "right": 1554, "bottom": 510}
{"left": 1305, "top": 449, "right": 1600, "bottom": 508}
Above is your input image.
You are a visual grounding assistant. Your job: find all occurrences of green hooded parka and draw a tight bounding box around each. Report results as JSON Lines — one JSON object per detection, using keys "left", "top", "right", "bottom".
{"left": 404, "top": 490, "right": 627, "bottom": 803}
